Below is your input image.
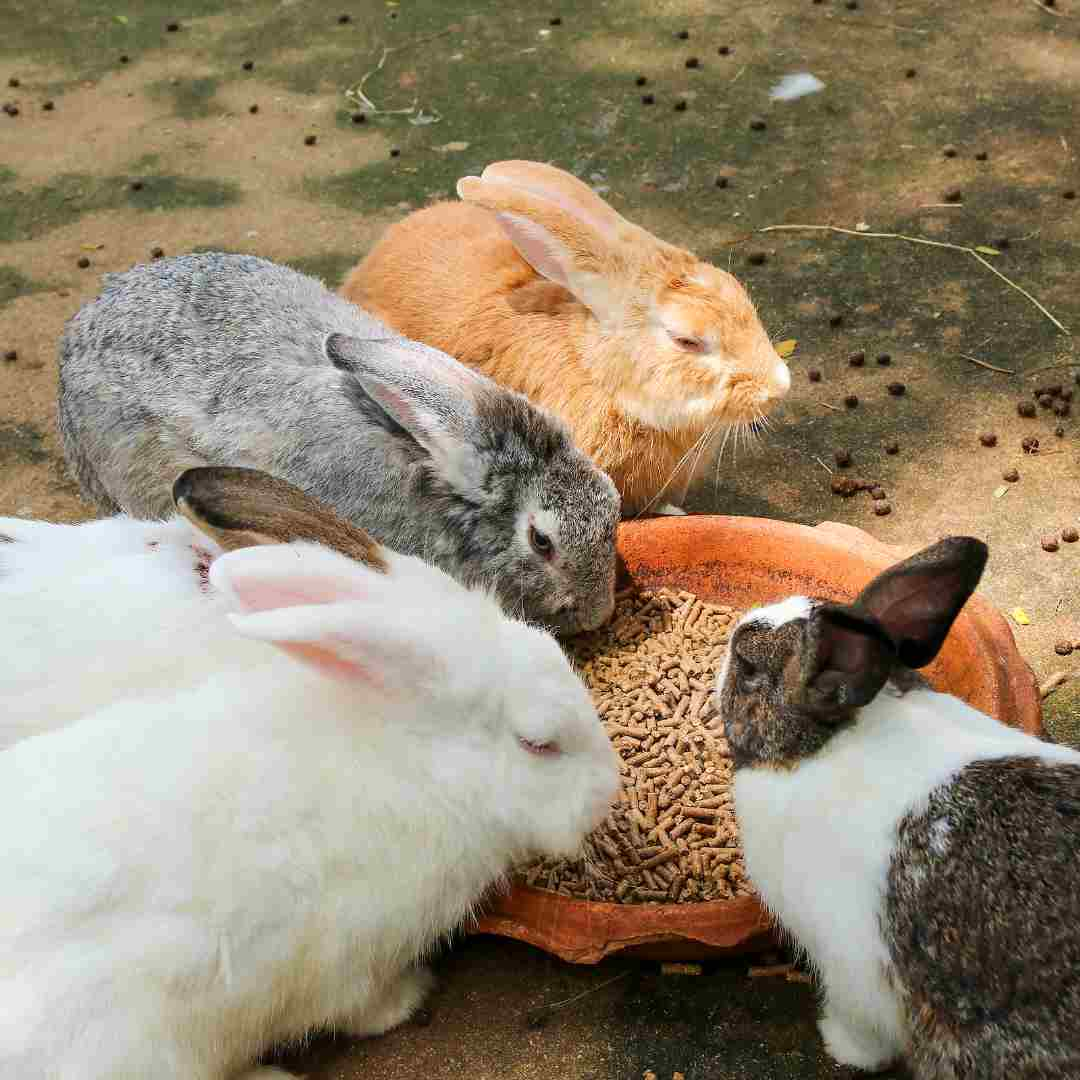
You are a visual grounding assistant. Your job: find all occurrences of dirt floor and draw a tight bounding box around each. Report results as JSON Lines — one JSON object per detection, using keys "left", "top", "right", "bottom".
{"left": 2, "top": 0, "right": 1078, "bottom": 1076}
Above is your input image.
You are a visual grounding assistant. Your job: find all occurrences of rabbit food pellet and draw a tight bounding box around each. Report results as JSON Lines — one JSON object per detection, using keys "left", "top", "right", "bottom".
{"left": 516, "top": 588, "right": 752, "bottom": 905}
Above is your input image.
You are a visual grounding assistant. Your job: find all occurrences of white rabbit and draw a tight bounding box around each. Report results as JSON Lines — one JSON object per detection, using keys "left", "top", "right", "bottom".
{"left": 717, "top": 537, "right": 1080, "bottom": 1078}
{"left": 0, "top": 476, "right": 620, "bottom": 1080}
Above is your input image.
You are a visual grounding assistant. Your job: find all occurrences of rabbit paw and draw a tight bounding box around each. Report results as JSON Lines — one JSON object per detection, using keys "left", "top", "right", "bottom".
{"left": 656, "top": 503, "right": 687, "bottom": 516}
{"left": 818, "top": 1009, "right": 898, "bottom": 1072}
{"left": 340, "top": 966, "right": 435, "bottom": 1039}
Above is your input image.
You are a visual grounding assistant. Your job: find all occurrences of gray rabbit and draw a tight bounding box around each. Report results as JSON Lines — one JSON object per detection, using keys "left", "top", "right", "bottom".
{"left": 58, "top": 252, "right": 620, "bottom": 634}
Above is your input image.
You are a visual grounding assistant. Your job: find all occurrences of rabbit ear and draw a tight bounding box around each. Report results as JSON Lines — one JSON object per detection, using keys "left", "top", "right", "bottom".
{"left": 851, "top": 536, "right": 988, "bottom": 669}
{"left": 209, "top": 543, "right": 421, "bottom": 685}
{"left": 805, "top": 605, "right": 896, "bottom": 709}
{"left": 457, "top": 174, "right": 629, "bottom": 322}
{"left": 173, "top": 467, "right": 387, "bottom": 571}
{"left": 324, "top": 333, "right": 490, "bottom": 496}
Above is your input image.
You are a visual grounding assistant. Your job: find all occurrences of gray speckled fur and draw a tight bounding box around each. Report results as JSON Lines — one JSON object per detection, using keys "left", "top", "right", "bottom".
{"left": 886, "top": 755, "right": 1080, "bottom": 1078}
{"left": 58, "top": 252, "right": 619, "bottom": 633}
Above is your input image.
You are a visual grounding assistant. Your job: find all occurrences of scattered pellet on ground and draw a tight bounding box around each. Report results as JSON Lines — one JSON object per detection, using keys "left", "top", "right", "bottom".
{"left": 834, "top": 449, "right": 852, "bottom": 467}
{"left": 1056, "top": 641, "right": 1074, "bottom": 657}
{"left": 807, "top": 368, "right": 822, "bottom": 382}
{"left": 1017, "top": 401, "right": 1036, "bottom": 418}
{"left": 1042, "top": 535, "right": 1060, "bottom": 553}
{"left": 516, "top": 588, "right": 752, "bottom": 905}
{"left": 884, "top": 441, "right": 899, "bottom": 455}
{"left": 844, "top": 394, "right": 858, "bottom": 408}
{"left": 1022, "top": 436, "right": 1040, "bottom": 454}
{"left": 1062, "top": 527, "right": 1079, "bottom": 544}
{"left": 979, "top": 432, "right": 997, "bottom": 447}
{"left": 848, "top": 350, "right": 865, "bottom": 367}
{"left": 874, "top": 501, "right": 892, "bottom": 516}
{"left": 887, "top": 382, "right": 906, "bottom": 396}
{"left": 876, "top": 353, "right": 892, "bottom": 366}
{"left": 1003, "top": 468, "right": 1020, "bottom": 483}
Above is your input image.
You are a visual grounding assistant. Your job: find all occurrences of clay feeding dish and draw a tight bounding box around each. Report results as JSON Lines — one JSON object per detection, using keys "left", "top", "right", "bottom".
{"left": 474, "top": 515, "right": 1042, "bottom": 964}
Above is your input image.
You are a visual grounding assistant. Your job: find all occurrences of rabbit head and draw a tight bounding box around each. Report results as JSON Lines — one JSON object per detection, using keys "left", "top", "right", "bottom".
{"left": 456, "top": 160, "right": 791, "bottom": 436}
{"left": 716, "top": 537, "right": 989, "bottom": 769}
{"left": 211, "top": 535, "right": 621, "bottom": 859}
{"left": 325, "top": 332, "right": 620, "bottom": 634}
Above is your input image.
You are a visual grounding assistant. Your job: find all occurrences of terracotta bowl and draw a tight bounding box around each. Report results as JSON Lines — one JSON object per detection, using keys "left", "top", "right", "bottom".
{"left": 475, "top": 515, "right": 1042, "bottom": 964}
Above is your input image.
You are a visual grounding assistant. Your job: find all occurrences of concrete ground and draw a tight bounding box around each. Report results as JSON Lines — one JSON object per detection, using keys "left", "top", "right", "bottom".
{"left": 1, "top": 0, "right": 1076, "bottom": 1075}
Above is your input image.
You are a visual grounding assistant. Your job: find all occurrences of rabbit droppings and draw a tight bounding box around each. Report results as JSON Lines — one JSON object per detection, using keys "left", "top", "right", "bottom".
{"left": 56, "top": 252, "right": 620, "bottom": 635}
{"left": 718, "top": 537, "right": 1080, "bottom": 1078}
{"left": 343, "top": 159, "right": 791, "bottom": 516}
{"left": 0, "top": 472, "right": 621, "bottom": 1080}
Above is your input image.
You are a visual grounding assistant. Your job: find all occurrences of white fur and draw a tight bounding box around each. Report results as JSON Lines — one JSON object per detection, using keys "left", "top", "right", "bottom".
{"left": 748, "top": 595, "right": 814, "bottom": 629}
{"left": 0, "top": 535, "right": 620, "bottom": 1079}
{"left": 735, "top": 687, "right": 1080, "bottom": 1070}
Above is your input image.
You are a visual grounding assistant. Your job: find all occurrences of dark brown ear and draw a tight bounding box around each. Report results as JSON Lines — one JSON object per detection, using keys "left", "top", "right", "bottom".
{"left": 172, "top": 467, "right": 387, "bottom": 573}
{"left": 805, "top": 606, "right": 896, "bottom": 709}
{"left": 851, "top": 536, "right": 988, "bottom": 669}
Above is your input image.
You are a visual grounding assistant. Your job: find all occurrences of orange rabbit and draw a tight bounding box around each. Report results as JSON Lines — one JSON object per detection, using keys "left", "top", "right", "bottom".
{"left": 342, "top": 160, "right": 790, "bottom": 516}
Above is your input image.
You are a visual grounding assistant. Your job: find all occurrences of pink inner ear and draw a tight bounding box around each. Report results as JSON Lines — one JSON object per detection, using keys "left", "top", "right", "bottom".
{"left": 277, "top": 640, "right": 375, "bottom": 684}
{"left": 227, "top": 574, "right": 363, "bottom": 615}
{"left": 494, "top": 212, "right": 571, "bottom": 288}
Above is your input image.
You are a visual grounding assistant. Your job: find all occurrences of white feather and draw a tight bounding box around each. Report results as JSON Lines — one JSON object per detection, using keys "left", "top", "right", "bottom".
{"left": 770, "top": 73, "right": 826, "bottom": 102}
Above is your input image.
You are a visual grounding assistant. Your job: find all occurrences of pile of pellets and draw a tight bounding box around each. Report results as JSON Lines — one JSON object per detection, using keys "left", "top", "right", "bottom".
{"left": 518, "top": 587, "right": 752, "bottom": 905}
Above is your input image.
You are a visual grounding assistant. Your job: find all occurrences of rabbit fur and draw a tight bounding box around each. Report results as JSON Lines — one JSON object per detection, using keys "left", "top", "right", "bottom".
{"left": 0, "top": 480, "right": 620, "bottom": 1079}
{"left": 57, "top": 251, "right": 620, "bottom": 635}
{"left": 343, "top": 159, "right": 791, "bottom": 515}
{"left": 718, "top": 538, "right": 1080, "bottom": 1077}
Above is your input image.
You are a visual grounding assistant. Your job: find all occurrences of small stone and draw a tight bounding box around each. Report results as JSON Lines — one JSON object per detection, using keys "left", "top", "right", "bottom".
{"left": 876, "top": 353, "right": 892, "bottom": 366}
{"left": 42, "top": 100, "right": 54, "bottom": 111}
{"left": 1041, "top": 535, "right": 1060, "bottom": 553}
{"left": 166, "top": 22, "right": 180, "bottom": 32}
{"left": 942, "top": 144, "right": 957, "bottom": 158}
{"left": 642, "top": 93, "right": 655, "bottom": 105}
{"left": 887, "top": 382, "right": 906, "bottom": 397}
{"left": 749, "top": 117, "right": 767, "bottom": 131}
{"left": 338, "top": 13, "right": 351, "bottom": 23}
{"left": 974, "top": 151, "right": 988, "bottom": 161}
{"left": 389, "top": 147, "right": 401, "bottom": 157}
{"left": 873, "top": 502, "right": 892, "bottom": 516}
{"left": 979, "top": 432, "right": 997, "bottom": 447}
{"left": 1055, "top": 426, "right": 1065, "bottom": 438}
{"left": 249, "top": 104, "right": 259, "bottom": 114}
{"left": 1022, "top": 436, "right": 1040, "bottom": 454}
{"left": 549, "top": 16, "right": 562, "bottom": 25}
{"left": 747, "top": 251, "right": 767, "bottom": 266}
{"left": 714, "top": 176, "right": 728, "bottom": 188}
{"left": 1003, "top": 468, "right": 1020, "bottom": 483}
{"left": 304, "top": 134, "right": 317, "bottom": 146}
{"left": 3, "top": 349, "right": 16, "bottom": 362}
{"left": 242, "top": 60, "right": 254, "bottom": 71}
{"left": 1064, "top": 190, "right": 1077, "bottom": 200}
{"left": 944, "top": 188, "right": 963, "bottom": 203}
{"left": 848, "top": 350, "right": 865, "bottom": 367}
{"left": 1055, "top": 640, "right": 1074, "bottom": 656}
{"left": 871, "top": 487, "right": 887, "bottom": 500}
{"left": 844, "top": 394, "right": 859, "bottom": 409}
{"left": 674, "top": 99, "right": 688, "bottom": 112}
{"left": 884, "top": 441, "right": 899, "bottom": 455}
{"left": 685, "top": 57, "right": 700, "bottom": 69}
{"left": 834, "top": 449, "right": 852, "bottom": 468}
{"left": 808, "top": 368, "right": 822, "bottom": 382}
{"left": 1017, "top": 401, "right": 1036, "bottom": 418}
{"left": 636, "top": 76, "right": 648, "bottom": 86}
{"left": 1063, "top": 527, "right": 1080, "bottom": 544}
{"left": 77, "top": 256, "right": 90, "bottom": 269}
{"left": 718, "top": 45, "right": 731, "bottom": 55}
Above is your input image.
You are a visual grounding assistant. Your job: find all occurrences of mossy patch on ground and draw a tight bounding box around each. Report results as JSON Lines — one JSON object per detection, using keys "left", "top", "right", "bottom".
{"left": 0, "top": 423, "right": 49, "bottom": 466}
{"left": 0, "top": 265, "right": 50, "bottom": 308}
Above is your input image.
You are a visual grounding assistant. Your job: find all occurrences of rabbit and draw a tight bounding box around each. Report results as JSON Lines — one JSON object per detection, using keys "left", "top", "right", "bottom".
{"left": 0, "top": 486, "right": 621, "bottom": 1080}
{"left": 716, "top": 536, "right": 1080, "bottom": 1078}
{"left": 56, "top": 251, "right": 620, "bottom": 636}
{"left": 0, "top": 466, "right": 390, "bottom": 750}
{"left": 341, "top": 159, "right": 792, "bottom": 516}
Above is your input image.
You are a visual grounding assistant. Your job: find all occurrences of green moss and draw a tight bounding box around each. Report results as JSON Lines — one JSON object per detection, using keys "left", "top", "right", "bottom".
{"left": 146, "top": 75, "right": 223, "bottom": 119}
{"left": 0, "top": 423, "right": 49, "bottom": 466}
{"left": 0, "top": 265, "right": 50, "bottom": 308}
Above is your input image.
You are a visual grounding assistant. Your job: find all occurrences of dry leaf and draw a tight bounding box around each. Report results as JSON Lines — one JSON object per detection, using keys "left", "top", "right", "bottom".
{"left": 993, "top": 485, "right": 1009, "bottom": 498}
{"left": 974, "top": 245, "right": 1001, "bottom": 256}
{"left": 434, "top": 141, "right": 470, "bottom": 153}
{"left": 114, "top": 14, "right": 129, "bottom": 24}
{"left": 855, "top": 222, "right": 871, "bottom": 232}
{"left": 80, "top": 243, "right": 105, "bottom": 251}
{"left": 775, "top": 339, "right": 798, "bottom": 358}
{"left": 1011, "top": 608, "right": 1031, "bottom": 626}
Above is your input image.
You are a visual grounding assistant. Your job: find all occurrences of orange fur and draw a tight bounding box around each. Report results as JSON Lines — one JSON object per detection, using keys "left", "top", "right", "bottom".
{"left": 342, "top": 163, "right": 789, "bottom": 514}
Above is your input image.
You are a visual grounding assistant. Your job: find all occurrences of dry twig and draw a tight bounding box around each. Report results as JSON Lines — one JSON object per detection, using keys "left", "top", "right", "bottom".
{"left": 960, "top": 353, "right": 1016, "bottom": 375}
{"left": 1030, "top": 0, "right": 1067, "bottom": 16}
{"left": 1041, "top": 672, "right": 1069, "bottom": 699}
{"left": 758, "top": 224, "right": 1070, "bottom": 334}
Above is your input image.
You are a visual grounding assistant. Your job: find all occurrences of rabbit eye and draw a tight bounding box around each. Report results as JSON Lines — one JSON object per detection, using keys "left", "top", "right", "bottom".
{"left": 529, "top": 524, "right": 554, "bottom": 559}
{"left": 669, "top": 332, "right": 706, "bottom": 353}
{"left": 519, "top": 736, "right": 560, "bottom": 757}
